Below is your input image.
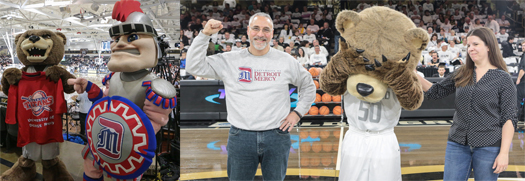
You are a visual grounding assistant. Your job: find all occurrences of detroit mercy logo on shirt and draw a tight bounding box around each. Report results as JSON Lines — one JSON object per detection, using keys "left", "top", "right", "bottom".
{"left": 238, "top": 67, "right": 252, "bottom": 83}
{"left": 21, "top": 90, "right": 54, "bottom": 116}
{"left": 238, "top": 67, "right": 282, "bottom": 83}
{"left": 96, "top": 116, "right": 124, "bottom": 160}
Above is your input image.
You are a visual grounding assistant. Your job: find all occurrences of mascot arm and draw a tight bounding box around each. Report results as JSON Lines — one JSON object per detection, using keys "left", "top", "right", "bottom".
{"left": 5, "top": 82, "right": 18, "bottom": 124}
{"left": 85, "top": 81, "right": 103, "bottom": 102}
{"left": 292, "top": 63, "right": 316, "bottom": 116}
{"left": 45, "top": 65, "right": 76, "bottom": 93}
{"left": 1, "top": 68, "right": 22, "bottom": 95}
{"left": 320, "top": 39, "right": 355, "bottom": 96}
{"left": 384, "top": 69, "right": 425, "bottom": 111}
{"left": 142, "top": 79, "right": 177, "bottom": 133}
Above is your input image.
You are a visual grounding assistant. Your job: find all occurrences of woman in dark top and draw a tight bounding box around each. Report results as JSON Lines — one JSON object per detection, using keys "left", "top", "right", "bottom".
{"left": 416, "top": 27, "right": 517, "bottom": 180}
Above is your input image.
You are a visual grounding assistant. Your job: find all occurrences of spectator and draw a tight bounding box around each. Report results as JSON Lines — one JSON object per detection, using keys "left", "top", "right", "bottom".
{"left": 497, "top": 15, "right": 510, "bottom": 29}
{"left": 428, "top": 52, "right": 440, "bottom": 67}
{"left": 272, "top": 39, "right": 284, "bottom": 51}
{"left": 232, "top": 39, "right": 243, "bottom": 51}
{"left": 224, "top": 44, "right": 232, "bottom": 52}
{"left": 76, "top": 92, "right": 92, "bottom": 136}
{"left": 517, "top": 41, "right": 525, "bottom": 109}
{"left": 485, "top": 15, "right": 500, "bottom": 34}
{"left": 297, "top": 47, "right": 309, "bottom": 68}
{"left": 423, "top": 0, "right": 434, "bottom": 13}
{"left": 311, "top": 39, "right": 328, "bottom": 56}
{"left": 501, "top": 35, "right": 516, "bottom": 58}
{"left": 471, "top": 19, "right": 483, "bottom": 30}
{"left": 319, "top": 22, "right": 333, "bottom": 46}
{"left": 285, "top": 46, "right": 292, "bottom": 54}
{"left": 309, "top": 45, "right": 327, "bottom": 67}
{"left": 496, "top": 28, "right": 509, "bottom": 43}
{"left": 306, "top": 19, "right": 319, "bottom": 33}
{"left": 432, "top": 65, "right": 449, "bottom": 77}
{"left": 240, "top": 35, "right": 250, "bottom": 47}
{"left": 302, "top": 28, "right": 316, "bottom": 43}
{"left": 437, "top": 43, "right": 456, "bottom": 65}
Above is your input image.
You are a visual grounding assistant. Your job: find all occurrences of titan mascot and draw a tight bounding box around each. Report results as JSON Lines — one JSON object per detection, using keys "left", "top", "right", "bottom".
{"left": 68, "top": 0, "right": 177, "bottom": 180}
{"left": 1, "top": 30, "right": 75, "bottom": 181}
{"left": 319, "top": 7, "right": 427, "bottom": 180}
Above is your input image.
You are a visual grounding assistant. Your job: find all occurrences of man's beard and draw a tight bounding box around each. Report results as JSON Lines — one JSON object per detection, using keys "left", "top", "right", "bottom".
{"left": 252, "top": 36, "right": 269, "bottom": 50}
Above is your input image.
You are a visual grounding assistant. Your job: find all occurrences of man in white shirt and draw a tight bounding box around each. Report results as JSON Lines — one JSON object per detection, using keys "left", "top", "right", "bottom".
{"left": 463, "top": 17, "right": 472, "bottom": 31}
{"left": 219, "top": 32, "right": 235, "bottom": 49}
{"left": 484, "top": 15, "right": 500, "bottom": 34}
{"left": 76, "top": 92, "right": 92, "bottom": 136}
{"left": 232, "top": 39, "right": 243, "bottom": 51}
{"left": 437, "top": 43, "right": 455, "bottom": 65}
{"left": 306, "top": 19, "right": 320, "bottom": 33}
{"left": 423, "top": 0, "right": 434, "bottom": 12}
{"left": 310, "top": 39, "right": 328, "bottom": 56}
{"left": 309, "top": 45, "right": 327, "bottom": 66}
{"left": 453, "top": 9, "right": 463, "bottom": 20}
{"left": 497, "top": 28, "right": 509, "bottom": 43}
{"left": 272, "top": 39, "right": 284, "bottom": 51}
{"left": 302, "top": 28, "right": 317, "bottom": 43}
{"left": 497, "top": 15, "right": 511, "bottom": 29}
{"left": 447, "top": 40, "right": 461, "bottom": 59}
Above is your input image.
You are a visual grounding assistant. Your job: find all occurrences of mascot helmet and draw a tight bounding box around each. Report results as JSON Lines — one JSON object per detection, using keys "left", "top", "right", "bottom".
{"left": 109, "top": 0, "right": 162, "bottom": 59}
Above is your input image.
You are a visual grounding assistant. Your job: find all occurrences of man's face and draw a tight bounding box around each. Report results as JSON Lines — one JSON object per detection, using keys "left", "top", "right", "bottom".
{"left": 432, "top": 53, "right": 438, "bottom": 59}
{"left": 307, "top": 29, "right": 311, "bottom": 35}
{"left": 242, "top": 36, "right": 247, "bottom": 41}
{"left": 273, "top": 39, "right": 278, "bottom": 46}
{"left": 109, "top": 33, "right": 157, "bottom": 72}
{"left": 488, "top": 15, "right": 493, "bottom": 21}
{"left": 285, "top": 47, "right": 291, "bottom": 53}
{"left": 247, "top": 16, "right": 273, "bottom": 50}
{"left": 500, "top": 29, "right": 506, "bottom": 34}
{"left": 236, "top": 42, "right": 242, "bottom": 47}
{"left": 315, "top": 46, "right": 320, "bottom": 53}
{"left": 225, "top": 33, "right": 230, "bottom": 39}
{"left": 181, "top": 52, "right": 186, "bottom": 59}
{"left": 225, "top": 45, "right": 231, "bottom": 52}
{"left": 310, "top": 19, "right": 315, "bottom": 25}
{"left": 521, "top": 43, "right": 525, "bottom": 52}
{"left": 324, "top": 22, "right": 329, "bottom": 29}
{"left": 438, "top": 68, "right": 446, "bottom": 75}
{"left": 313, "top": 40, "right": 319, "bottom": 46}
{"left": 428, "top": 27, "right": 433, "bottom": 34}
{"left": 442, "top": 45, "right": 448, "bottom": 51}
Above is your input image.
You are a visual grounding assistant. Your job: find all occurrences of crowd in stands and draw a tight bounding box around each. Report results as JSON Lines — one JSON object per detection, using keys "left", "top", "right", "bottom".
{"left": 180, "top": 0, "right": 524, "bottom": 80}
{"left": 180, "top": 0, "right": 337, "bottom": 76}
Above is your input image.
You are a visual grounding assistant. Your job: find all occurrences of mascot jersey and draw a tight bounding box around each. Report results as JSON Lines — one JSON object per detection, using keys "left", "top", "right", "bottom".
{"left": 344, "top": 88, "right": 401, "bottom": 132}
{"left": 6, "top": 71, "right": 66, "bottom": 147}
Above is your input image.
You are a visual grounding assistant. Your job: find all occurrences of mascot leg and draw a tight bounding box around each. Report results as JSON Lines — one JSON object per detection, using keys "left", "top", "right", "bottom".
{"left": 82, "top": 145, "right": 104, "bottom": 181}
{"left": 39, "top": 142, "right": 73, "bottom": 181}
{"left": 0, "top": 155, "right": 36, "bottom": 181}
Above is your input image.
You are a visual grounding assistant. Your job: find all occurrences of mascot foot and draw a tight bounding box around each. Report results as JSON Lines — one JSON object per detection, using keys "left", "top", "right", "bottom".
{"left": 42, "top": 158, "right": 74, "bottom": 181}
{"left": 0, "top": 155, "right": 36, "bottom": 181}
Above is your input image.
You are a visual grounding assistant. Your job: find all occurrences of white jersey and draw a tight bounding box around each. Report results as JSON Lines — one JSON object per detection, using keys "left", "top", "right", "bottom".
{"left": 344, "top": 88, "right": 401, "bottom": 132}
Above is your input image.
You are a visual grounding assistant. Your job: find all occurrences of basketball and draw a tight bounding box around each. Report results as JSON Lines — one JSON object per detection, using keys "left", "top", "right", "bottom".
{"left": 333, "top": 142, "right": 339, "bottom": 151}
{"left": 322, "top": 93, "right": 332, "bottom": 102}
{"left": 309, "top": 67, "right": 319, "bottom": 77}
{"left": 312, "top": 142, "right": 322, "bottom": 153}
{"left": 319, "top": 106, "right": 330, "bottom": 115}
{"left": 309, "top": 129, "right": 319, "bottom": 139}
{"left": 313, "top": 80, "right": 319, "bottom": 89}
{"left": 300, "top": 157, "right": 310, "bottom": 167}
{"left": 332, "top": 95, "right": 341, "bottom": 102}
{"left": 301, "top": 142, "right": 311, "bottom": 152}
{"left": 309, "top": 106, "right": 319, "bottom": 115}
{"left": 333, "top": 106, "right": 342, "bottom": 115}
{"left": 310, "top": 157, "right": 320, "bottom": 166}
{"left": 323, "top": 142, "right": 332, "bottom": 152}
{"left": 315, "top": 93, "right": 322, "bottom": 102}
{"left": 333, "top": 129, "right": 341, "bottom": 139}
{"left": 299, "top": 130, "right": 309, "bottom": 139}
{"left": 321, "top": 156, "right": 332, "bottom": 166}
{"left": 320, "top": 129, "right": 330, "bottom": 139}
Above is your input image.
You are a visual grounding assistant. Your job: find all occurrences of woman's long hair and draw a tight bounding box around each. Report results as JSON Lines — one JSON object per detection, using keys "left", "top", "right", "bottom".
{"left": 454, "top": 27, "right": 508, "bottom": 87}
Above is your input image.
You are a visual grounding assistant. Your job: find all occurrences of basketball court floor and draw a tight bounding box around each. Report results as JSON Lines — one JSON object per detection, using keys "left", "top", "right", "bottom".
{"left": 180, "top": 120, "right": 525, "bottom": 180}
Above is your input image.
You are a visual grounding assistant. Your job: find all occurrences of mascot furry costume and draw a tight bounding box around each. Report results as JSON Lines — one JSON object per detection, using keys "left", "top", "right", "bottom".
{"left": 0, "top": 30, "right": 75, "bottom": 181}
{"left": 319, "top": 7, "right": 427, "bottom": 180}
{"left": 68, "top": 0, "right": 177, "bottom": 180}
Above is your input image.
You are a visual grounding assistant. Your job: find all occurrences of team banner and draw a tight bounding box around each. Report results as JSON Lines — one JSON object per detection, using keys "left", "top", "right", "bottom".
{"left": 86, "top": 96, "right": 156, "bottom": 179}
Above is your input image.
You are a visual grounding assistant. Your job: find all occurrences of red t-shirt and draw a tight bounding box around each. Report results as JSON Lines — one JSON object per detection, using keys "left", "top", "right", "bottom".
{"left": 6, "top": 71, "right": 67, "bottom": 147}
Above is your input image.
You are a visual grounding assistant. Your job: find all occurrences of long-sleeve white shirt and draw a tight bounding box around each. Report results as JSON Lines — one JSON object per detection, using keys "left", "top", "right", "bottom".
{"left": 186, "top": 32, "right": 316, "bottom": 130}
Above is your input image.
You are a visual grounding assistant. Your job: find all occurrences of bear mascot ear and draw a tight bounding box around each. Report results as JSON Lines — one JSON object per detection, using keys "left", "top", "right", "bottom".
{"left": 404, "top": 28, "right": 429, "bottom": 52}
{"left": 55, "top": 32, "right": 67, "bottom": 45}
{"left": 15, "top": 33, "right": 23, "bottom": 45}
{"left": 336, "top": 10, "right": 361, "bottom": 37}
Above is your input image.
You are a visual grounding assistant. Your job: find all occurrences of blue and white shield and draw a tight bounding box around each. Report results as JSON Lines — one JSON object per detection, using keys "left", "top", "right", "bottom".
{"left": 86, "top": 96, "right": 156, "bottom": 179}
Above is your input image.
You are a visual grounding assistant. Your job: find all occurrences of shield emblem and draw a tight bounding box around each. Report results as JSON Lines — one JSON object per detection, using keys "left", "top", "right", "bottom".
{"left": 86, "top": 96, "right": 156, "bottom": 179}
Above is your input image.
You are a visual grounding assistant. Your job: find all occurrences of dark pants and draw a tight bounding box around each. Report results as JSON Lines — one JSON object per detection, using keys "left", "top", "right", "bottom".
{"left": 518, "top": 82, "right": 524, "bottom": 121}
{"left": 79, "top": 113, "right": 87, "bottom": 135}
{"left": 227, "top": 126, "right": 291, "bottom": 181}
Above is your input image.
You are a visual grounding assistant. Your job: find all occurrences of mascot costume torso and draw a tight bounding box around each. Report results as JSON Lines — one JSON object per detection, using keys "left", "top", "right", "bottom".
{"left": 68, "top": 0, "right": 177, "bottom": 180}
{"left": 320, "top": 7, "right": 428, "bottom": 180}
{"left": 1, "top": 30, "right": 76, "bottom": 181}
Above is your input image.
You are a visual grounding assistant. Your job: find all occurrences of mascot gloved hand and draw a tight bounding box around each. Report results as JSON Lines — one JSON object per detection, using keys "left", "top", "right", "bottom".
{"left": 0, "top": 30, "right": 75, "bottom": 181}
{"left": 319, "top": 7, "right": 427, "bottom": 180}
{"left": 67, "top": 0, "right": 177, "bottom": 180}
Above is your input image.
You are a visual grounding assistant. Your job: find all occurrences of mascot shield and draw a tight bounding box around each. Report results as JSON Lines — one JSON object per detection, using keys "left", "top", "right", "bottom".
{"left": 86, "top": 96, "right": 156, "bottom": 179}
